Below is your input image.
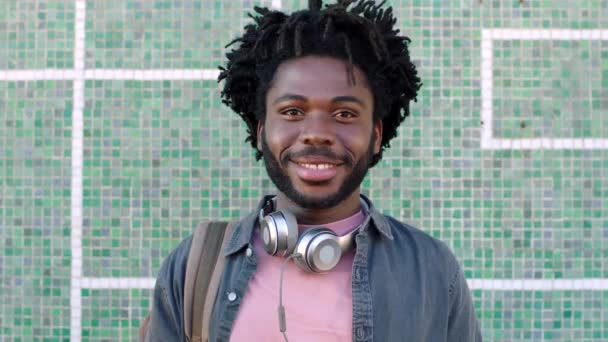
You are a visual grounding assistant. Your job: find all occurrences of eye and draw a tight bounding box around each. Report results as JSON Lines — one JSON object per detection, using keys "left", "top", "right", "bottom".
{"left": 333, "top": 110, "right": 357, "bottom": 121}
{"left": 279, "top": 107, "right": 304, "bottom": 119}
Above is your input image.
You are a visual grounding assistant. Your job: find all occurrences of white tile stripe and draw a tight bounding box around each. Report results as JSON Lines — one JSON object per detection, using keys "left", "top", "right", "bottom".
{"left": 271, "top": 0, "right": 282, "bottom": 9}
{"left": 82, "top": 277, "right": 157, "bottom": 289}
{"left": 70, "top": 1, "right": 86, "bottom": 341}
{"left": 79, "top": 277, "right": 608, "bottom": 291}
{"left": 0, "top": 69, "right": 220, "bottom": 80}
{"left": 482, "top": 138, "right": 608, "bottom": 150}
{"left": 480, "top": 32, "right": 493, "bottom": 145}
{"left": 468, "top": 278, "right": 608, "bottom": 291}
{"left": 85, "top": 69, "right": 221, "bottom": 80}
{"left": 481, "top": 28, "right": 608, "bottom": 150}
{"left": 486, "top": 28, "right": 608, "bottom": 40}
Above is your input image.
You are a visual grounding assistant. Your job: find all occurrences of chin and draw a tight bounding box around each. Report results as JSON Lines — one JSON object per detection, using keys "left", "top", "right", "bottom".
{"left": 288, "top": 186, "right": 354, "bottom": 210}
{"left": 295, "top": 184, "right": 340, "bottom": 198}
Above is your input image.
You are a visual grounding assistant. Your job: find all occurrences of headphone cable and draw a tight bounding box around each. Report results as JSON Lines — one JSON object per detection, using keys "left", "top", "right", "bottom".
{"left": 278, "top": 253, "right": 301, "bottom": 342}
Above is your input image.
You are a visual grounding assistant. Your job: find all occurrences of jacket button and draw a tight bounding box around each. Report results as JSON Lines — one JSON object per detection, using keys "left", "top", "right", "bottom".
{"left": 246, "top": 247, "right": 253, "bottom": 257}
{"left": 227, "top": 292, "right": 237, "bottom": 302}
{"left": 356, "top": 326, "right": 367, "bottom": 339}
{"left": 353, "top": 268, "right": 361, "bottom": 281}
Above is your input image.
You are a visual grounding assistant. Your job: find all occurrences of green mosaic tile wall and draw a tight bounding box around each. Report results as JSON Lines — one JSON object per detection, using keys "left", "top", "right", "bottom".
{"left": 0, "top": 1, "right": 75, "bottom": 69}
{"left": 1, "top": 0, "right": 607, "bottom": 341}
{"left": 82, "top": 79, "right": 251, "bottom": 278}
{"left": 473, "top": 290, "right": 608, "bottom": 340}
{"left": 81, "top": 289, "right": 152, "bottom": 340}
{"left": 0, "top": 81, "right": 73, "bottom": 339}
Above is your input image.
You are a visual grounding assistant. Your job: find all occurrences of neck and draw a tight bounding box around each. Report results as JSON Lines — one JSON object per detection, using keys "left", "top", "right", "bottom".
{"left": 273, "top": 190, "right": 362, "bottom": 225}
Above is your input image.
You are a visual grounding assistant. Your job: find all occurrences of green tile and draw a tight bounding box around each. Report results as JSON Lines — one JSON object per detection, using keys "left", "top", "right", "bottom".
{"left": 81, "top": 289, "right": 152, "bottom": 341}
{"left": 0, "top": 81, "right": 73, "bottom": 340}
{"left": 0, "top": 1, "right": 74, "bottom": 68}
{"left": 82, "top": 80, "right": 266, "bottom": 278}
{"left": 493, "top": 40, "right": 608, "bottom": 139}
{"left": 85, "top": 0, "right": 268, "bottom": 68}
{"left": 474, "top": 290, "right": 608, "bottom": 341}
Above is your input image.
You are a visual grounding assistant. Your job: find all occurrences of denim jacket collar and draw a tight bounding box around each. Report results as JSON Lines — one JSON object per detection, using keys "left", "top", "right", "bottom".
{"left": 224, "top": 193, "right": 393, "bottom": 256}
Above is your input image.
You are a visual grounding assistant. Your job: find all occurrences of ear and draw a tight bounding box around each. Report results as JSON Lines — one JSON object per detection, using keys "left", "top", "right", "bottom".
{"left": 373, "top": 120, "right": 383, "bottom": 154}
{"left": 256, "top": 121, "right": 264, "bottom": 151}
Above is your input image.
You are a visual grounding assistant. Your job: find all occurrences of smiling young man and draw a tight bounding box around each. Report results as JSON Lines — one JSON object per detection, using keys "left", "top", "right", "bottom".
{"left": 145, "top": 1, "right": 482, "bottom": 341}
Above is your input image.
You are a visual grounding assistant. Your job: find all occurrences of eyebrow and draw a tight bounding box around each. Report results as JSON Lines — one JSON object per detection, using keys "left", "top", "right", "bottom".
{"left": 272, "top": 93, "right": 366, "bottom": 108}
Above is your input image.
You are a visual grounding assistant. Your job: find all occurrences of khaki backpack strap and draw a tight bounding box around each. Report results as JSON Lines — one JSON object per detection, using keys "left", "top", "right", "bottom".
{"left": 183, "top": 221, "right": 213, "bottom": 341}
{"left": 183, "top": 221, "right": 234, "bottom": 342}
{"left": 201, "top": 221, "right": 235, "bottom": 339}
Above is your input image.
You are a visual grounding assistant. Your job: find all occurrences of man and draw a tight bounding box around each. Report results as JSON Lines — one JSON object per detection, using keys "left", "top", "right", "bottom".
{"left": 146, "top": 0, "right": 482, "bottom": 341}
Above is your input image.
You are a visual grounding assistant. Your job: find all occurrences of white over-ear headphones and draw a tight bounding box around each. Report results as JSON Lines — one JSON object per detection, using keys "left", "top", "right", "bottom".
{"left": 258, "top": 197, "right": 369, "bottom": 273}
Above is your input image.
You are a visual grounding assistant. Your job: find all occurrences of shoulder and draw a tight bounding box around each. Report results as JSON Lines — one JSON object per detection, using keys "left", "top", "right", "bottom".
{"left": 146, "top": 233, "right": 196, "bottom": 340}
{"left": 156, "top": 233, "right": 195, "bottom": 294}
{"left": 381, "top": 215, "right": 462, "bottom": 274}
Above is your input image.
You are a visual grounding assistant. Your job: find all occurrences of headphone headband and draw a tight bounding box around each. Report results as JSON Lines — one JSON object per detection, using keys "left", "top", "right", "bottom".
{"left": 258, "top": 196, "right": 369, "bottom": 272}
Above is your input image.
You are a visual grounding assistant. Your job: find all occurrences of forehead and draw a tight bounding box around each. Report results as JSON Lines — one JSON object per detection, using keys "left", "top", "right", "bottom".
{"left": 268, "top": 56, "right": 371, "bottom": 97}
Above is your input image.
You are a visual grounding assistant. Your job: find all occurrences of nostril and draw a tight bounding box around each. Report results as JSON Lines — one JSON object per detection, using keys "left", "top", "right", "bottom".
{"left": 301, "top": 134, "right": 334, "bottom": 146}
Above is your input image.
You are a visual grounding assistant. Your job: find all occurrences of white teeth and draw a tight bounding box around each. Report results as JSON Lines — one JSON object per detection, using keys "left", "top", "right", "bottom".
{"left": 299, "top": 163, "right": 334, "bottom": 170}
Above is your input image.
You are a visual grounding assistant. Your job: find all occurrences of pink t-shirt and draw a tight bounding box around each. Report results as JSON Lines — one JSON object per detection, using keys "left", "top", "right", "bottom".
{"left": 229, "top": 210, "right": 366, "bottom": 341}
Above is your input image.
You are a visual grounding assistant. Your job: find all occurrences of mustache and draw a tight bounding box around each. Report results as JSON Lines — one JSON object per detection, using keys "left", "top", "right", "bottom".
{"left": 281, "top": 146, "right": 353, "bottom": 166}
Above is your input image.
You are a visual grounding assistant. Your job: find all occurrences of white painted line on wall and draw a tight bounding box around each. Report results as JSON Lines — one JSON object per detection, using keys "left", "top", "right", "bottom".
{"left": 70, "top": 1, "right": 86, "bottom": 341}
{"left": 81, "top": 277, "right": 157, "bottom": 289}
{"left": 271, "top": 0, "right": 282, "bottom": 9}
{"left": 84, "top": 69, "right": 221, "bottom": 80}
{"left": 482, "top": 138, "right": 608, "bottom": 150}
{"left": 0, "top": 69, "right": 220, "bottom": 81}
{"left": 487, "top": 28, "right": 608, "bottom": 40}
{"left": 480, "top": 31, "right": 493, "bottom": 146}
{"left": 468, "top": 278, "right": 608, "bottom": 291}
{"left": 480, "top": 28, "right": 608, "bottom": 150}
{"left": 77, "top": 277, "right": 608, "bottom": 291}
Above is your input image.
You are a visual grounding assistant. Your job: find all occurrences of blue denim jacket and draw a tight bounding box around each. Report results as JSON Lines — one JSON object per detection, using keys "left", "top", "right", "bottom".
{"left": 146, "top": 195, "right": 482, "bottom": 341}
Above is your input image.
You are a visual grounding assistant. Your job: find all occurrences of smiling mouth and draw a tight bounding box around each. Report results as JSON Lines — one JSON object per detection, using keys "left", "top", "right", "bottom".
{"left": 291, "top": 160, "right": 342, "bottom": 183}
{"left": 296, "top": 162, "right": 336, "bottom": 170}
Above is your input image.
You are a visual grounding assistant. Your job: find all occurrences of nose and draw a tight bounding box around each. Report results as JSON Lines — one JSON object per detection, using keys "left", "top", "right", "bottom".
{"left": 299, "top": 112, "right": 335, "bottom": 146}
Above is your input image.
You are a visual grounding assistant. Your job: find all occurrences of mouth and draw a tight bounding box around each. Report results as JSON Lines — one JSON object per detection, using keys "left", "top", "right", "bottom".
{"left": 290, "top": 158, "right": 342, "bottom": 183}
{"left": 296, "top": 162, "right": 337, "bottom": 170}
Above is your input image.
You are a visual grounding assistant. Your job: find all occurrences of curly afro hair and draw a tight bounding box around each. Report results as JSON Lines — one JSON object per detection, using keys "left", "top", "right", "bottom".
{"left": 218, "top": 0, "right": 422, "bottom": 166}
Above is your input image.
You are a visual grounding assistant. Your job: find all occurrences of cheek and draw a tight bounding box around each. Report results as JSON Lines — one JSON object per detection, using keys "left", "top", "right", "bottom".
{"left": 263, "top": 121, "right": 298, "bottom": 154}
{"left": 339, "top": 126, "right": 373, "bottom": 154}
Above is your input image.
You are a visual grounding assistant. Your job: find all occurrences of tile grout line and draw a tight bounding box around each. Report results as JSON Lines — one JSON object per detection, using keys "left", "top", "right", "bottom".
{"left": 488, "top": 28, "right": 608, "bottom": 40}
{"left": 468, "top": 278, "right": 608, "bottom": 291}
{"left": 79, "top": 277, "right": 608, "bottom": 291}
{"left": 0, "top": 69, "right": 221, "bottom": 80}
{"left": 69, "top": 0, "right": 86, "bottom": 341}
{"left": 483, "top": 138, "right": 608, "bottom": 150}
{"left": 480, "top": 29, "right": 493, "bottom": 150}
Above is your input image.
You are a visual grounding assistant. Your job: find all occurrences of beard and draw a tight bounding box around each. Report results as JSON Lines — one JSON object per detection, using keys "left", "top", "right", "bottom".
{"left": 261, "top": 133, "right": 375, "bottom": 210}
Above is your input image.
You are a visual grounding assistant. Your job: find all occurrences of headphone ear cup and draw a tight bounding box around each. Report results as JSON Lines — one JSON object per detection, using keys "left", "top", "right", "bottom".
{"left": 293, "top": 228, "right": 341, "bottom": 273}
{"left": 280, "top": 210, "right": 298, "bottom": 255}
{"left": 259, "top": 210, "right": 299, "bottom": 256}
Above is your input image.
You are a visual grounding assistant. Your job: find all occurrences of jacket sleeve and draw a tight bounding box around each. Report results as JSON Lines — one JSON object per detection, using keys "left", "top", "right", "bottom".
{"left": 447, "top": 264, "right": 483, "bottom": 342}
{"left": 145, "top": 236, "right": 193, "bottom": 342}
